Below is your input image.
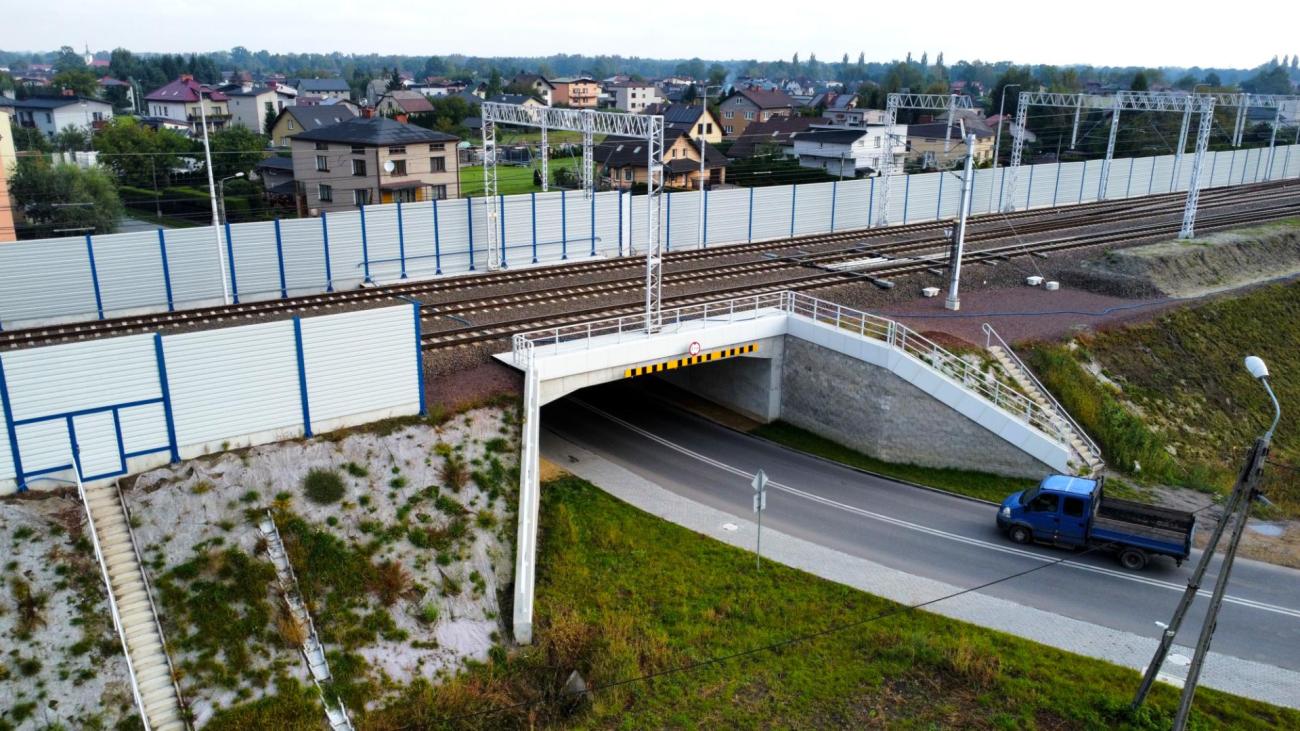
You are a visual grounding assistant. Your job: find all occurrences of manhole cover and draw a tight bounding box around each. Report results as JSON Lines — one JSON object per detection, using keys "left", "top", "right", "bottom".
{"left": 721, "top": 523, "right": 739, "bottom": 532}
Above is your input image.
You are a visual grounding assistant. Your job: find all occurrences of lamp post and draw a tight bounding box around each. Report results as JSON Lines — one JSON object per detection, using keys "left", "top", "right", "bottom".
{"left": 697, "top": 84, "right": 721, "bottom": 247}
{"left": 990, "top": 83, "right": 1021, "bottom": 210}
{"left": 197, "top": 84, "right": 233, "bottom": 305}
{"left": 217, "top": 172, "right": 244, "bottom": 225}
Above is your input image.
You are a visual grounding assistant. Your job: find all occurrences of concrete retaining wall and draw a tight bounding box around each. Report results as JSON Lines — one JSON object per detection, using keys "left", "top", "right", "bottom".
{"left": 657, "top": 340, "right": 783, "bottom": 423}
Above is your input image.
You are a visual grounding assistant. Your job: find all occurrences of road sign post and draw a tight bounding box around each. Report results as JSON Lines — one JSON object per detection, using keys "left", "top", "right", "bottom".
{"left": 752, "top": 469, "right": 768, "bottom": 569}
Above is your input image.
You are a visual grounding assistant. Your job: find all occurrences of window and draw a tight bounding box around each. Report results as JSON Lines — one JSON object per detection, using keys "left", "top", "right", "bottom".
{"left": 697, "top": 123, "right": 703, "bottom": 134}
{"left": 874, "top": 136, "right": 881, "bottom": 148}
{"left": 353, "top": 189, "right": 371, "bottom": 206}
{"left": 288, "top": 119, "right": 295, "bottom": 130}
{"left": 389, "top": 159, "right": 407, "bottom": 176}
{"left": 744, "top": 111, "right": 755, "bottom": 121}
{"left": 318, "top": 183, "right": 333, "bottom": 202}
{"left": 431, "top": 184, "right": 448, "bottom": 200}
{"left": 1063, "top": 497, "right": 1086, "bottom": 518}
{"left": 394, "top": 188, "right": 417, "bottom": 203}
{"left": 724, "top": 125, "right": 733, "bottom": 135}
{"left": 623, "top": 168, "right": 632, "bottom": 181}
{"left": 351, "top": 145, "right": 365, "bottom": 155}
{"left": 430, "top": 143, "right": 445, "bottom": 151}
{"left": 1028, "top": 493, "right": 1059, "bottom": 513}
{"left": 352, "top": 159, "right": 367, "bottom": 176}
{"left": 314, "top": 142, "right": 328, "bottom": 151}
{"left": 705, "top": 123, "right": 713, "bottom": 134}
{"left": 430, "top": 156, "right": 446, "bottom": 173}
{"left": 45, "top": 112, "right": 53, "bottom": 123}
{"left": 315, "top": 155, "right": 329, "bottom": 172}
{"left": 388, "top": 145, "right": 406, "bottom": 154}
{"left": 723, "top": 110, "right": 733, "bottom": 119}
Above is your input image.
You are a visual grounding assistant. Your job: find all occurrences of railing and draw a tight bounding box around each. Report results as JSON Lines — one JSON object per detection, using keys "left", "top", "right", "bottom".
{"left": 511, "top": 290, "right": 1070, "bottom": 445}
{"left": 983, "top": 322, "right": 1104, "bottom": 465}
{"left": 117, "top": 481, "right": 191, "bottom": 729}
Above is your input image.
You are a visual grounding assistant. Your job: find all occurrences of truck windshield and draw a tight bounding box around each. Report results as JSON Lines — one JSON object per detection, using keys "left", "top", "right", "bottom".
{"left": 1019, "top": 488, "right": 1039, "bottom": 506}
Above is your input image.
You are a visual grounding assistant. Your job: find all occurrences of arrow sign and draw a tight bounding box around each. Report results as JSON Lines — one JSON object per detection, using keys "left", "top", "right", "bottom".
{"left": 751, "top": 468, "right": 768, "bottom": 569}
{"left": 752, "top": 469, "right": 768, "bottom": 493}
{"left": 752, "top": 491, "right": 767, "bottom": 512}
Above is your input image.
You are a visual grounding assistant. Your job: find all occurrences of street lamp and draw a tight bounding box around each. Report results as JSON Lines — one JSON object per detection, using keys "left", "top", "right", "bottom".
{"left": 196, "top": 84, "right": 233, "bottom": 305}
{"left": 218, "top": 172, "right": 245, "bottom": 225}
{"left": 990, "top": 83, "right": 1021, "bottom": 210}
{"left": 1244, "top": 356, "right": 1281, "bottom": 441}
{"left": 697, "top": 84, "right": 722, "bottom": 247}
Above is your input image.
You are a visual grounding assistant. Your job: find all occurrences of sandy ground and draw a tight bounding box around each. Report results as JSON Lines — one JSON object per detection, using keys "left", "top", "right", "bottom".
{"left": 0, "top": 492, "right": 135, "bottom": 730}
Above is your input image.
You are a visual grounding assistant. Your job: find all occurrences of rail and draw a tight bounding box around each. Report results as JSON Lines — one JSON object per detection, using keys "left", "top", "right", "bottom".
{"left": 512, "top": 290, "right": 1071, "bottom": 445}
{"left": 982, "top": 322, "right": 1104, "bottom": 466}
{"left": 117, "top": 480, "right": 191, "bottom": 728}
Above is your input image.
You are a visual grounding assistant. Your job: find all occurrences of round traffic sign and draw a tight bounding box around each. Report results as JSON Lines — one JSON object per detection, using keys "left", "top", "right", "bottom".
{"left": 688, "top": 341, "right": 701, "bottom": 356}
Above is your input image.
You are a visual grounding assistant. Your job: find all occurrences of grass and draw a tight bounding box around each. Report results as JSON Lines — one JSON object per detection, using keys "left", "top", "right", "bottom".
{"left": 122, "top": 207, "right": 201, "bottom": 229}
{"left": 751, "top": 421, "right": 1037, "bottom": 503}
{"left": 1023, "top": 280, "right": 1300, "bottom": 517}
{"left": 302, "top": 468, "right": 346, "bottom": 505}
{"left": 459, "top": 156, "right": 581, "bottom": 197}
{"left": 358, "top": 476, "right": 1296, "bottom": 729}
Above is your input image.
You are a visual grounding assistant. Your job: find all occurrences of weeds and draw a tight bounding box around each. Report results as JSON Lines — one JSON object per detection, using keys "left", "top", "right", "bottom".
{"left": 303, "top": 469, "right": 346, "bottom": 505}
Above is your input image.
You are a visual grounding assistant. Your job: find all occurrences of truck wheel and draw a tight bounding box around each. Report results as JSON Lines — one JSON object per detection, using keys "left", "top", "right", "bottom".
{"left": 1119, "top": 548, "right": 1148, "bottom": 571}
{"left": 1008, "top": 525, "right": 1032, "bottom": 545}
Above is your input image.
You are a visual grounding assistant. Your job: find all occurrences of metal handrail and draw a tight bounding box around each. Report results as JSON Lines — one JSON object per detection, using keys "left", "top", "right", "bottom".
{"left": 116, "top": 480, "right": 191, "bottom": 729}
{"left": 982, "top": 322, "right": 1104, "bottom": 465}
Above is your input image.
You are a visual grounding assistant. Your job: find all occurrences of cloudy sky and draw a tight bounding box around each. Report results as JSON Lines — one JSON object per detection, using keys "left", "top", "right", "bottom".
{"left": 5, "top": 0, "right": 1288, "bottom": 69}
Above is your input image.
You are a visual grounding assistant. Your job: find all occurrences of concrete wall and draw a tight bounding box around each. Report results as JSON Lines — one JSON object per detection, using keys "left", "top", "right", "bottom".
{"left": 657, "top": 340, "right": 783, "bottom": 423}
{"left": 778, "top": 335, "right": 1051, "bottom": 478}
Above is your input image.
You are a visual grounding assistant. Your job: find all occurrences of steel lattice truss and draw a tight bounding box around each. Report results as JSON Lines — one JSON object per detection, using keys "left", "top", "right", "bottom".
{"left": 1003, "top": 91, "right": 1223, "bottom": 237}
{"left": 876, "top": 93, "right": 977, "bottom": 226}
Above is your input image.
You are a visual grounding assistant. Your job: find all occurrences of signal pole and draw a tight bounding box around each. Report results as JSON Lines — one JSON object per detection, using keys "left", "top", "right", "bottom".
{"left": 945, "top": 134, "right": 976, "bottom": 312}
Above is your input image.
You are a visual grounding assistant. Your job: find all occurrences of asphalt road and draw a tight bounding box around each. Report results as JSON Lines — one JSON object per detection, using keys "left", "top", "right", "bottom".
{"left": 541, "top": 384, "right": 1300, "bottom": 674}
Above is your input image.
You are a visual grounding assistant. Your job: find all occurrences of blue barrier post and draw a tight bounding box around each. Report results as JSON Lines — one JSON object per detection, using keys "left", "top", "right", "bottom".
{"left": 498, "top": 195, "right": 508, "bottom": 268}
{"left": 589, "top": 191, "right": 596, "bottom": 256}
{"left": 110, "top": 409, "right": 125, "bottom": 474}
{"left": 292, "top": 318, "right": 312, "bottom": 437}
{"left": 936, "top": 172, "right": 944, "bottom": 220}
{"left": 747, "top": 187, "right": 754, "bottom": 241}
{"left": 359, "top": 205, "right": 372, "bottom": 282}
{"left": 412, "top": 301, "right": 426, "bottom": 416}
{"left": 466, "top": 197, "right": 475, "bottom": 271}
{"left": 152, "top": 333, "right": 179, "bottom": 464}
{"left": 85, "top": 234, "right": 104, "bottom": 320}
{"left": 274, "top": 218, "right": 288, "bottom": 298}
{"left": 665, "top": 192, "right": 671, "bottom": 251}
{"left": 1227, "top": 149, "right": 1237, "bottom": 188}
{"left": 1208, "top": 151, "right": 1219, "bottom": 189}
{"left": 1125, "top": 159, "right": 1135, "bottom": 199}
{"left": 997, "top": 165, "right": 1006, "bottom": 211}
{"left": 1025, "top": 165, "right": 1034, "bottom": 209}
{"left": 560, "top": 190, "right": 568, "bottom": 259}
{"left": 432, "top": 199, "right": 442, "bottom": 274}
{"left": 1240, "top": 150, "right": 1249, "bottom": 185}
{"left": 157, "top": 229, "right": 175, "bottom": 312}
{"left": 1078, "top": 160, "right": 1087, "bottom": 204}
{"left": 321, "top": 213, "right": 333, "bottom": 291}
{"left": 1253, "top": 148, "right": 1263, "bottom": 183}
{"left": 617, "top": 189, "right": 624, "bottom": 256}
{"left": 868, "top": 177, "right": 875, "bottom": 228}
{"left": 830, "top": 180, "right": 837, "bottom": 232}
{"left": 902, "top": 175, "right": 910, "bottom": 224}
{"left": 0, "top": 353, "right": 26, "bottom": 491}
{"left": 789, "top": 184, "right": 797, "bottom": 237}
{"left": 1147, "top": 158, "right": 1157, "bottom": 195}
{"left": 224, "top": 222, "right": 240, "bottom": 304}
{"left": 1052, "top": 162, "right": 1062, "bottom": 207}
{"left": 530, "top": 193, "right": 538, "bottom": 263}
{"left": 702, "top": 188, "right": 709, "bottom": 247}
{"left": 397, "top": 200, "right": 407, "bottom": 278}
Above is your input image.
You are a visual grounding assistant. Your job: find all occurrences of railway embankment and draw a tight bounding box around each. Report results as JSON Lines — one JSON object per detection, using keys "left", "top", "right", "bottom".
{"left": 1062, "top": 218, "right": 1300, "bottom": 298}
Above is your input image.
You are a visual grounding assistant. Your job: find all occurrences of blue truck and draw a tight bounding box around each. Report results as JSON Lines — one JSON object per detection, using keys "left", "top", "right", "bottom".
{"left": 996, "top": 474, "right": 1196, "bottom": 570}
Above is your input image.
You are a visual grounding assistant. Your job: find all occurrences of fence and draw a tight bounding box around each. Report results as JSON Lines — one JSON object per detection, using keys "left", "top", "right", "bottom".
{"left": 2, "top": 145, "right": 1298, "bottom": 331}
{"left": 0, "top": 305, "right": 423, "bottom": 494}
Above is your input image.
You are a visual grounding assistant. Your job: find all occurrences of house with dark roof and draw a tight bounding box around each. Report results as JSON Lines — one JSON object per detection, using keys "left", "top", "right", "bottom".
{"left": 645, "top": 103, "right": 723, "bottom": 145}
{"left": 595, "top": 127, "right": 728, "bottom": 190}
{"left": 726, "top": 115, "right": 822, "bottom": 159}
{"left": 791, "top": 125, "right": 901, "bottom": 177}
{"left": 510, "top": 73, "right": 555, "bottom": 106}
{"left": 487, "top": 93, "right": 544, "bottom": 109}
{"left": 290, "top": 117, "right": 460, "bottom": 213}
{"left": 0, "top": 94, "right": 115, "bottom": 138}
{"left": 906, "top": 121, "right": 994, "bottom": 169}
{"left": 294, "top": 78, "right": 352, "bottom": 101}
{"left": 268, "top": 104, "right": 357, "bottom": 147}
{"left": 254, "top": 156, "right": 297, "bottom": 202}
{"left": 377, "top": 90, "right": 435, "bottom": 116}
{"left": 143, "top": 76, "right": 229, "bottom": 135}
{"left": 718, "top": 88, "right": 797, "bottom": 138}
{"left": 221, "top": 84, "right": 295, "bottom": 133}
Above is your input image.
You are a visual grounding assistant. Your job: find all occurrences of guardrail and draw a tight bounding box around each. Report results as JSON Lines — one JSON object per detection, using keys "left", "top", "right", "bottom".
{"left": 512, "top": 290, "right": 1071, "bottom": 445}
{"left": 982, "top": 322, "right": 1104, "bottom": 465}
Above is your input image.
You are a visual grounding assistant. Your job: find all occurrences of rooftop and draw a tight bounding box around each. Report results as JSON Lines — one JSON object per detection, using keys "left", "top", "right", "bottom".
{"left": 295, "top": 78, "right": 351, "bottom": 92}
{"left": 278, "top": 104, "right": 357, "bottom": 131}
{"left": 0, "top": 95, "right": 111, "bottom": 110}
{"left": 144, "top": 77, "right": 229, "bottom": 103}
{"left": 292, "top": 117, "right": 459, "bottom": 146}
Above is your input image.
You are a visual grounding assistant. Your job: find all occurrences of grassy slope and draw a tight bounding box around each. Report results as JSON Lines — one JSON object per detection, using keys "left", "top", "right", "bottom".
{"left": 1025, "top": 281, "right": 1300, "bottom": 516}
{"left": 361, "top": 476, "right": 1296, "bottom": 730}
{"left": 460, "top": 157, "right": 581, "bottom": 197}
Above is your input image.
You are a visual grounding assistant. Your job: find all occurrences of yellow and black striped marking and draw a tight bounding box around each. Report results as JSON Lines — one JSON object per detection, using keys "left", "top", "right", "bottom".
{"left": 624, "top": 343, "right": 758, "bottom": 378}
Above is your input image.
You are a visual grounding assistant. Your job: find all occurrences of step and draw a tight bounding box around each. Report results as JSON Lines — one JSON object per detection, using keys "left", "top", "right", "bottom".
{"left": 139, "top": 672, "right": 176, "bottom": 694}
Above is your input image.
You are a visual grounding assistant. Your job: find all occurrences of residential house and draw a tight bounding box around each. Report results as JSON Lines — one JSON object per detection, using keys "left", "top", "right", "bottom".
{"left": 487, "top": 94, "right": 544, "bottom": 109}
{"left": 269, "top": 104, "right": 357, "bottom": 147}
{"left": 551, "top": 76, "right": 599, "bottom": 108}
{"left": 596, "top": 127, "right": 728, "bottom": 190}
{"left": 510, "top": 74, "right": 555, "bottom": 106}
{"left": 143, "top": 76, "right": 229, "bottom": 134}
{"left": 223, "top": 84, "right": 293, "bottom": 133}
{"left": 647, "top": 103, "right": 723, "bottom": 145}
{"left": 718, "top": 88, "right": 796, "bottom": 138}
{"left": 0, "top": 94, "right": 114, "bottom": 138}
{"left": 609, "top": 81, "right": 661, "bottom": 112}
{"left": 291, "top": 117, "right": 460, "bottom": 213}
{"left": 906, "top": 121, "right": 994, "bottom": 169}
{"left": 96, "top": 76, "right": 134, "bottom": 109}
{"left": 725, "top": 115, "right": 822, "bottom": 159}
{"left": 255, "top": 156, "right": 296, "bottom": 204}
{"left": 791, "top": 126, "right": 902, "bottom": 177}
{"left": 377, "top": 90, "right": 435, "bottom": 116}
{"left": 294, "top": 78, "right": 351, "bottom": 101}
{"left": 0, "top": 109, "right": 16, "bottom": 241}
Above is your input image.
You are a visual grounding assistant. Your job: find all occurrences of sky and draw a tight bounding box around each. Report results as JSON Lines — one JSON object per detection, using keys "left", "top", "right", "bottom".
{"left": 4, "top": 0, "right": 1290, "bottom": 70}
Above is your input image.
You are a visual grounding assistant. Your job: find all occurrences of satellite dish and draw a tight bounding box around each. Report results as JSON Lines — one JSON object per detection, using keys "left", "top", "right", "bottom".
{"left": 383, "top": 160, "right": 396, "bottom": 173}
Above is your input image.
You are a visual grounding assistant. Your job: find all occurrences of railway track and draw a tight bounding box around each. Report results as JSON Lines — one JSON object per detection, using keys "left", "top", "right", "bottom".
{"left": 3, "top": 179, "right": 1297, "bottom": 351}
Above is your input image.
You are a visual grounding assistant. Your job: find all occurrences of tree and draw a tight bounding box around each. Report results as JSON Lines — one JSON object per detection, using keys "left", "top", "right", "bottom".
{"left": 485, "top": 67, "right": 503, "bottom": 97}
{"left": 9, "top": 158, "right": 124, "bottom": 237}
{"left": 54, "top": 125, "right": 90, "bottom": 152}
{"left": 707, "top": 63, "right": 728, "bottom": 90}
{"left": 54, "top": 45, "right": 85, "bottom": 73}
{"left": 1242, "top": 65, "right": 1293, "bottom": 95}
{"left": 1130, "top": 71, "right": 1149, "bottom": 91}
{"left": 93, "top": 116, "right": 190, "bottom": 188}
{"left": 208, "top": 126, "right": 268, "bottom": 180}
{"left": 264, "top": 101, "right": 277, "bottom": 135}
{"left": 990, "top": 66, "right": 1036, "bottom": 120}
{"left": 1174, "top": 73, "right": 1198, "bottom": 90}
{"left": 682, "top": 83, "right": 697, "bottom": 103}
{"left": 11, "top": 127, "right": 52, "bottom": 153}
{"left": 1292, "top": 55, "right": 1299, "bottom": 70}
{"left": 1204, "top": 71, "right": 1222, "bottom": 87}
{"left": 51, "top": 67, "right": 99, "bottom": 96}
{"left": 387, "top": 68, "right": 403, "bottom": 91}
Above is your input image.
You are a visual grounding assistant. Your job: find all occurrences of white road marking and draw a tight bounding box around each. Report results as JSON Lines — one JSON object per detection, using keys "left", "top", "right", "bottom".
{"left": 573, "top": 400, "right": 1300, "bottom": 620}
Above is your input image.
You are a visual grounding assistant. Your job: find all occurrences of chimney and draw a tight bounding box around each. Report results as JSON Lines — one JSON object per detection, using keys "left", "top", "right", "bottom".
{"left": 394, "top": 113, "right": 409, "bottom": 124}
{"left": 61, "top": 87, "right": 75, "bottom": 97}
{"left": 180, "top": 74, "right": 194, "bottom": 82}
{"left": 361, "top": 106, "right": 375, "bottom": 119}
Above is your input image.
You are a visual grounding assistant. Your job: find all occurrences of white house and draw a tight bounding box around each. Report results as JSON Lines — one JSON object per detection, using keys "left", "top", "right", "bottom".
{"left": 0, "top": 95, "right": 114, "bottom": 138}
{"left": 609, "top": 81, "right": 662, "bottom": 112}
{"left": 791, "top": 125, "right": 906, "bottom": 176}
{"left": 143, "top": 76, "right": 231, "bottom": 135}
{"left": 223, "top": 84, "right": 293, "bottom": 133}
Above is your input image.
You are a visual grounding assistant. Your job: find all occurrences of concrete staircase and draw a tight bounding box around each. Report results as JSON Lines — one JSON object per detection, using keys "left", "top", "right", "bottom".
{"left": 84, "top": 485, "right": 188, "bottom": 730}
{"left": 986, "top": 339, "right": 1106, "bottom": 476}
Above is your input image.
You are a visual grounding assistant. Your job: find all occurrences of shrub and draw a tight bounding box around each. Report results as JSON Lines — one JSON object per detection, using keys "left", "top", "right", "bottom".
{"left": 303, "top": 469, "right": 346, "bottom": 504}
{"left": 439, "top": 452, "right": 469, "bottom": 492}
{"left": 369, "top": 560, "right": 412, "bottom": 606}
{"left": 417, "top": 603, "right": 440, "bottom": 625}
{"left": 344, "top": 462, "right": 368, "bottom": 478}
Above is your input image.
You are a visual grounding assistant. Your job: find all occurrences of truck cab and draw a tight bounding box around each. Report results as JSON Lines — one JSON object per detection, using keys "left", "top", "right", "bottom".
{"left": 997, "top": 474, "right": 1097, "bottom": 548}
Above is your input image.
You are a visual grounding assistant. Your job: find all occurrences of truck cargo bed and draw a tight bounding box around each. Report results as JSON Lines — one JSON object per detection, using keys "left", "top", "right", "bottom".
{"left": 1094, "top": 498, "right": 1195, "bottom": 558}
